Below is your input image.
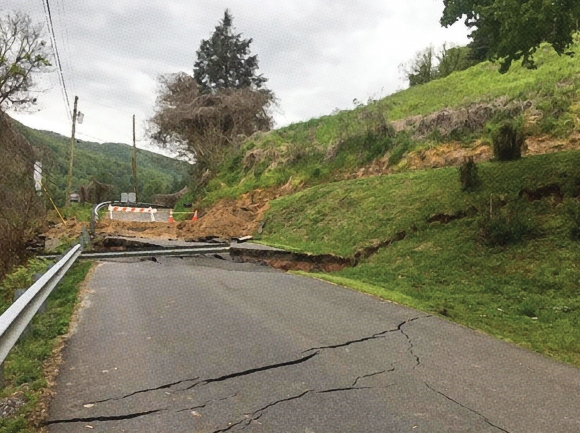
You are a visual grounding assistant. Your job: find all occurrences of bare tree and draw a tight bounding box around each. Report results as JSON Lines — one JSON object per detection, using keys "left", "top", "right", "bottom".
{"left": 0, "top": 112, "right": 44, "bottom": 280}
{"left": 149, "top": 72, "right": 274, "bottom": 186}
{"left": 0, "top": 11, "right": 51, "bottom": 110}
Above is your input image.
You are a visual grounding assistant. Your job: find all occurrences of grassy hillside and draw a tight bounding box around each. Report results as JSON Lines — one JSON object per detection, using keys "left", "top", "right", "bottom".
{"left": 191, "top": 38, "right": 580, "bottom": 208}
{"left": 259, "top": 152, "right": 580, "bottom": 256}
{"left": 15, "top": 122, "right": 191, "bottom": 206}
{"left": 174, "top": 37, "right": 580, "bottom": 366}
{"left": 257, "top": 151, "right": 580, "bottom": 366}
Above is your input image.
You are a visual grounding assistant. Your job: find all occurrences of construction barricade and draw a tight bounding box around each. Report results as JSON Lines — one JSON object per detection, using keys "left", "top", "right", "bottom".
{"left": 108, "top": 205, "right": 158, "bottom": 222}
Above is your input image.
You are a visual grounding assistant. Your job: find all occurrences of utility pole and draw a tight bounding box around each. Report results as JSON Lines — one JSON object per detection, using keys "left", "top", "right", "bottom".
{"left": 132, "top": 114, "right": 138, "bottom": 202}
{"left": 65, "top": 96, "right": 79, "bottom": 207}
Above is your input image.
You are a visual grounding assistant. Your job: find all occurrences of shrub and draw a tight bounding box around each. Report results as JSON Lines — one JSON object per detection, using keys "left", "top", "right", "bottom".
{"left": 0, "top": 258, "right": 49, "bottom": 307}
{"left": 564, "top": 199, "right": 580, "bottom": 241}
{"left": 388, "top": 132, "right": 413, "bottom": 166}
{"left": 478, "top": 198, "right": 534, "bottom": 246}
{"left": 491, "top": 120, "right": 525, "bottom": 161}
{"left": 458, "top": 157, "right": 481, "bottom": 192}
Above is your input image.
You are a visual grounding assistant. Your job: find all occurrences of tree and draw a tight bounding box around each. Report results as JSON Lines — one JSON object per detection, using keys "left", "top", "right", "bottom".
{"left": 441, "top": 0, "right": 580, "bottom": 73}
{"left": 194, "top": 9, "right": 267, "bottom": 93}
{"left": 400, "top": 43, "right": 477, "bottom": 86}
{"left": 0, "top": 12, "right": 51, "bottom": 110}
{"left": 400, "top": 46, "right": 438, "bottom": 87}
{"left": 437, "top": 44, "right": 477, "bottom": 79}
{"left": 150, "top": 73, "right": 274, "bottom": 185}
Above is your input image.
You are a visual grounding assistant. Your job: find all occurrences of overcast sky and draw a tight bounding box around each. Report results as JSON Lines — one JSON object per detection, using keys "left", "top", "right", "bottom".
{"left": 4, "top": 0, "right": 469, "bottom": 154}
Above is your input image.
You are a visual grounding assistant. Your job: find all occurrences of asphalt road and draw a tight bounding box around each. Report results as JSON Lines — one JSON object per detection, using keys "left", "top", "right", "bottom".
{"left": 47, "top": 257, "right": 580, "bottom": 432}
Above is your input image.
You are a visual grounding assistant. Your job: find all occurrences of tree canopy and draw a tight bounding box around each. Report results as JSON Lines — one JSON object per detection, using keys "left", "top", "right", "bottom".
{"left": 150, "top": 73, "right": 273, "bottom": 185}
{"left": 441, "top": 0, "right": 580, "bottom": 72}
{"left": 194, "top": 9, "right": 267, "bottom": 93}
{"left": 0, "top": 12, "right": 51, "bottom": 110}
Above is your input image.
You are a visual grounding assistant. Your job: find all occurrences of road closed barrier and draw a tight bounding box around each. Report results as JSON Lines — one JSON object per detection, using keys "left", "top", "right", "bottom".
{"left": 108, "top": 205, "right": 158, "bottom": 222}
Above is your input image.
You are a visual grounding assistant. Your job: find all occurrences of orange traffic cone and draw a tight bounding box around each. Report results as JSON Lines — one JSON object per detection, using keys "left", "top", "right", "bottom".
{"left": 169, "top": 209, "right": 174, "bottom": 224}
{"left": 191, "top": 210, "right": 198, "bottom": 222}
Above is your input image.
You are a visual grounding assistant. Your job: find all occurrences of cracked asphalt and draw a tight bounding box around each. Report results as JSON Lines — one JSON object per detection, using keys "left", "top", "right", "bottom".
{"left": 47, "top": 257, "right": 580, "bottom": 432}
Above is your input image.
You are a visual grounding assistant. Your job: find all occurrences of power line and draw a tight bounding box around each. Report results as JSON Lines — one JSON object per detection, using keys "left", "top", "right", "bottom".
{"left": 54, "top": 0, "right": 77, "bottom": 96}
{"left": 41, "top": 0, "right": 72, "bottom": 120}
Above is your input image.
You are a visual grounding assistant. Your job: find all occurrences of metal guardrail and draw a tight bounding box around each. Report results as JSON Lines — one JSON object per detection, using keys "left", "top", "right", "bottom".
{"left": 0, "top": 242, "right": 230, "bottom": 375}
{"left": 0, "top": 244, "right": 82, "bottom": 366}
{"left": 77, "top": 246, "right": 230, "bottom": 259}
{"left": 38, "top": 244, "right": 231, "bottom": 261}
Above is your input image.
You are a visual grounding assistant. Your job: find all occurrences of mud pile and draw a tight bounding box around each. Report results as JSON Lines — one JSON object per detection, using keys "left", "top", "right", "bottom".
{"left": 44, "top": 217, "right": 88, "bottom": 240}
{"left": 87, "top": 182, "right": 297, "bottom": 242}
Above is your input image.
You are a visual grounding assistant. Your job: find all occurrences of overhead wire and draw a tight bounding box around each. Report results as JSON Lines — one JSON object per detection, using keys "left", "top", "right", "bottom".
{"left": 41, "top": 0, "right": 72, "bottom": 120}
{"left": 54, "top": 0, "right": 77, "bottom": 96}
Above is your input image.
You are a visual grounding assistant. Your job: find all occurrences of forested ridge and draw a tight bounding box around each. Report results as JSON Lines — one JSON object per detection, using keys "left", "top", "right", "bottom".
{"left": 14, "top": 120, "right": 191, "bottom": 205}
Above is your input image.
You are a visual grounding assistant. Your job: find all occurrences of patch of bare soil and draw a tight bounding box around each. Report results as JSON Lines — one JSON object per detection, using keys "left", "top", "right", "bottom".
{"left": 87, "top": 180, "right": 298, "bottom": 242}
{"left": 44, "top": 217, "right": 88, "bottom": 241}
{"left": 391, "top": 98, "right": 537, "bottom": 140}
{"left": 347, "top": 133, "right": 580, "bottom": 180}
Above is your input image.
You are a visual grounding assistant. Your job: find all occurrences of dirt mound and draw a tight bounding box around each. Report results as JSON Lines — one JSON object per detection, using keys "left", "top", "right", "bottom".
{"left": 69, "top": 181, "right": 298, "bottom": 242}
{"left": 44, "top": 217, "right": 88, "bottom": 240}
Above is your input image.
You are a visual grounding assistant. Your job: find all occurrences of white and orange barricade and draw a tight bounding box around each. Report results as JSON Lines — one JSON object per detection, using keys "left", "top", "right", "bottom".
{"left": 108, "top": 205, "right": 158, "bottom": 222}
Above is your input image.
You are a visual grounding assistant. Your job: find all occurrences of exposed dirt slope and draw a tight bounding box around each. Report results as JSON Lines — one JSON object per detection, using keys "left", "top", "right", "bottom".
{"left": 43, "top": 135, "right": 580, "bottom": 246}
{"left": 44, "top": 182, "right": 295, "bottom": 244}
{"left": 348, "top": 134, "right": 580, "bottom": 179}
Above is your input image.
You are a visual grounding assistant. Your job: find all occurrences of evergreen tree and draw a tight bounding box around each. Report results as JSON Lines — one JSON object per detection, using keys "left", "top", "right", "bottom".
{"left": 194, "top": 10, "right": 267, "bottom": 92}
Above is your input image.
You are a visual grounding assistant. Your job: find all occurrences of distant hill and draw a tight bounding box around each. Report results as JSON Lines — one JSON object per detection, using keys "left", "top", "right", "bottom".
{"left": 14, "top": 120, "right": 191, "bottom": 206}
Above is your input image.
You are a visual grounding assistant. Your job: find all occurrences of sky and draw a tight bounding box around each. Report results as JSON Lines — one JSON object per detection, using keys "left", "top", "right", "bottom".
{"left": 3, "top": 0, "right": 469, "bottom": 155}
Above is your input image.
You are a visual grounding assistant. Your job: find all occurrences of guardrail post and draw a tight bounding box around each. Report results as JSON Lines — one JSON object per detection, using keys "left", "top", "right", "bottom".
{"left": 13, "top": 290, "right": 31, "bottom": 342}
{"left": 33, "top": 274, "right": 48, "bottom": 314}
{"left": 80, "top": 227, "right": 91, "bottom": 251}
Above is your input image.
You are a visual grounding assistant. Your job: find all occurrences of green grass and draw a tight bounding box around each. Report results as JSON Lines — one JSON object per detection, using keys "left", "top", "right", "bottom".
{"left": 258, "top": 151, "right": 580, "bottom": 367}
{"left": 188, "top": 39, "right": 580, "bottom": 209}
{"left": 0, "top": 261, "right": 93, "bottom": 432}
{"left": 57, "top": 203, "right": 94, "bottom": 222}
{"left": 259, "top": 151, "right": 580, "bottom": 256}
{"left": 301, "top": 219, "right": 580, "bottom": 367}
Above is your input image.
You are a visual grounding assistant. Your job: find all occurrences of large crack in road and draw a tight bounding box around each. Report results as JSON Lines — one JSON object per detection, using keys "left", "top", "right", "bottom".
{"left": 424, "top": 383, "right": 511, "bottom": 433}
{"left": 46, "top": 259, "right": 580, "bottom": 432}
{"left": 46, "top": 316, "right": 437, "bottom": 429}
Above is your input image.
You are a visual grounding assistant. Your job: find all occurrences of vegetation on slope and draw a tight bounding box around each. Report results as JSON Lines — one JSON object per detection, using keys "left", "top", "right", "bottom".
{"left": 258, "top": 151, "right": 580, "bottom": 366}
{"left": 0, "top": 259, "right": 93, "bottom": 432}
{"left": 189, "top": 39, "right": 580, "bottom": 208}
{"left": 15, "top": 122, "right": 191, "bottom": 206}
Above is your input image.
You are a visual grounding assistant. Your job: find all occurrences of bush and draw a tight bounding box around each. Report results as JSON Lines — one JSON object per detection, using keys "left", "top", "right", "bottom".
{"left": 458, "top": 157, "right": 481, "bottom": 192}
{"left": 491, "top": 121, "right": 525, "bottom": 161}
{"left": 478, "top": 198, "right": 534, "bottom": 246}
{"left": 564, "top": 199, "right": 580, "bottom": 240}
{"left": 388, "top": 132, "right": 413, "bottom": 166}
{"left": 0, "top": 258, "right": 49, "bottom": 308}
